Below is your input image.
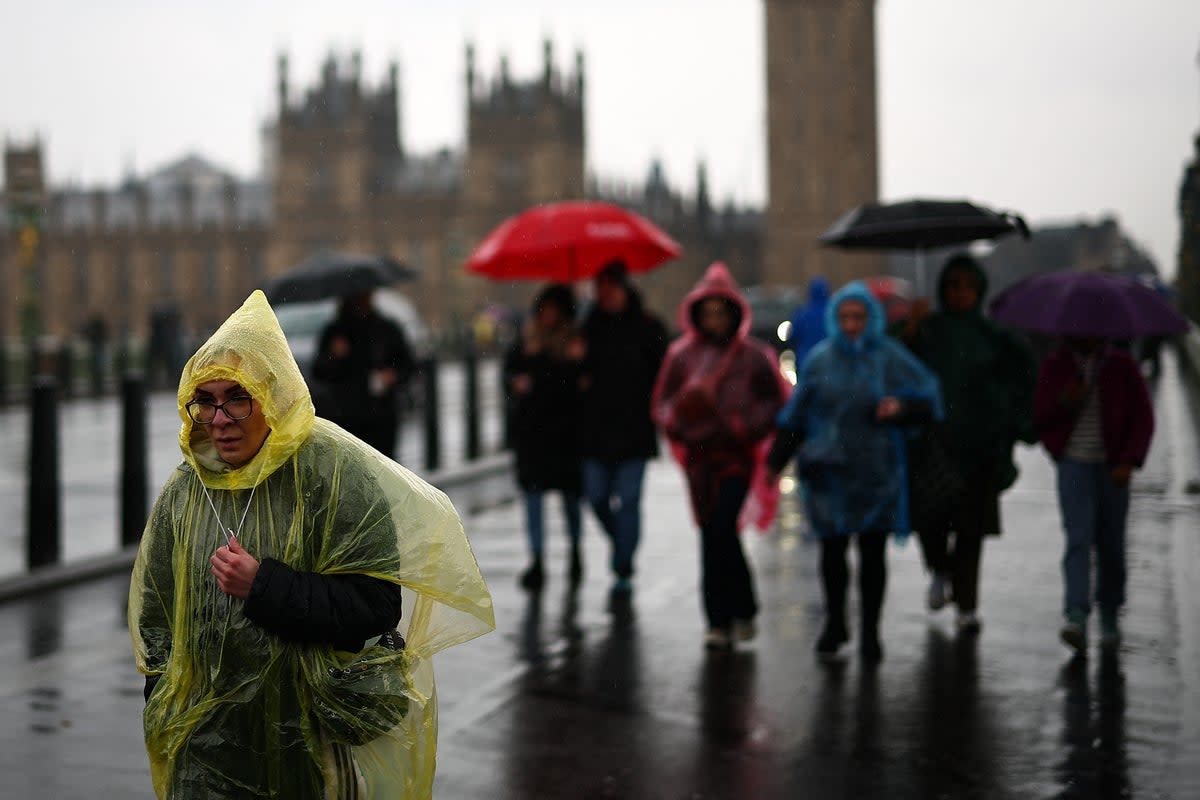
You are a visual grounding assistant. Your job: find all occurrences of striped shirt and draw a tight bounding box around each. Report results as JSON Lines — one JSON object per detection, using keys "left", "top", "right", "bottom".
{"left": 1065, "top": 354, "right": 1105, "bottom": 463}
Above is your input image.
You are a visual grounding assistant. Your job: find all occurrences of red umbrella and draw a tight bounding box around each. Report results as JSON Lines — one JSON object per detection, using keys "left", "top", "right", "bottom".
{"left": 465, "top": 201, "right": 683, "bottom": 281}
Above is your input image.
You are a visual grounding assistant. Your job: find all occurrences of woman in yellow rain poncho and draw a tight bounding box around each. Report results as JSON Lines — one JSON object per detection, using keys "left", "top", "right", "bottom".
{"left": 128, "top": 290, "right": 494, "bottom": 799}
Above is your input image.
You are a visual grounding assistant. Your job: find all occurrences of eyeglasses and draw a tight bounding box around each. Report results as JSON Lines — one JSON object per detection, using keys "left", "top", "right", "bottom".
{"left": 186, "top": 396, "right": 254, "bottom": 424}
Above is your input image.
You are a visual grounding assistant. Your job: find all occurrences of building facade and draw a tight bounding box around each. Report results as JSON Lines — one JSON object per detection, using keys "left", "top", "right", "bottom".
{"left": 1, "top": 43, "right": 767, "bottom": 347}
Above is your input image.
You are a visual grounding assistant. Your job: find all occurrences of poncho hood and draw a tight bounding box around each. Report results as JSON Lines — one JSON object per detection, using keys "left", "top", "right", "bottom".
{"left": 807, "top": 276, "right": 831, "bottom": 305}
{"left": 937, "top": 253, "right": 990, "bottom": 314}
{"left": 676, "top": 261, "right": 752, "bottom": 341}
{"left": 825, "top": 280, "right": 887, "bottom": 350}
{"left": 176, "top": 290, "right": 316, "bottom": 489}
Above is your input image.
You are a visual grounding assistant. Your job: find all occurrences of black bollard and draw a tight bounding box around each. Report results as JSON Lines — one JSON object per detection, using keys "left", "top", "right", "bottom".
{"left": 57, "top": 343, "right": 73, "bottom": 401}
{"left": 464, "top": 346, "right": 481, "bottom": 461}
{"left": 499, "top": 356, "right": 512, "bottom": 451}
{"left": 121, "top": 372, "right": 148, "bottom": 547}
{"left": 26, "top": 376, "right": 60, "bottom": 570}
{"left": 422, "top": 356, "right": 441, "bottom": 472}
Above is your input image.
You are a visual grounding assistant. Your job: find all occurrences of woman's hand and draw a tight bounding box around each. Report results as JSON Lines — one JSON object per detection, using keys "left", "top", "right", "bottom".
{"left": 211, "top": 536, "right": 260, "bottom": 599}
{"left": 875, "top": 396, "right": 902, "bottom": 421}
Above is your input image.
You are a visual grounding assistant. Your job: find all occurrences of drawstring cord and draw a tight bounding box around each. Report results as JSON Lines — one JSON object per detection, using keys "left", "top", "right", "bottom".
{"left": 200, "top": 480, "right": 258, "bottom": 677}
{"left": 202, "top": 482, "right": 257, "bottom": 546}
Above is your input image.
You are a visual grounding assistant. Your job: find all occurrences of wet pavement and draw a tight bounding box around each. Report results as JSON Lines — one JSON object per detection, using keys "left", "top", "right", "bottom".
{"left": 2, "top": 353, "right": 1200, "bottom": 798}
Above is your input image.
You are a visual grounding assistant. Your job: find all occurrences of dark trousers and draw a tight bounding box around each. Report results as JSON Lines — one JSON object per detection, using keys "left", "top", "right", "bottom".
{"left": 820, "top": 531, "right": 887, "bottom": 634}
{"left": 697, "top": 475, "right": 758, "bottom": 630}
{"left": 918, "top": 529, "right": 984, "bottom": 612}
{"left": 916, "top": 474, "right": 998, "bottom": 613}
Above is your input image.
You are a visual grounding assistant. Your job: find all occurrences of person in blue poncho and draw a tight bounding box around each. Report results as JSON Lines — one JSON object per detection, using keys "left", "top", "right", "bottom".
{"left": 786, "top": 277, "right": 831, "bottom": 370}
{"left": 767, "top": 281, "right": 942, "bottom": 662}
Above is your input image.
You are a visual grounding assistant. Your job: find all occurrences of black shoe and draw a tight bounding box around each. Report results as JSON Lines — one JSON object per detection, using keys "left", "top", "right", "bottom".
{"left": 519, "top": 562, "right": 544, "bottom": 591}
{"left": 816, "top": 621, "right": 849, "bottom": 656}
{"left": 859, "top": 634, "right": 884, "bottom": 663}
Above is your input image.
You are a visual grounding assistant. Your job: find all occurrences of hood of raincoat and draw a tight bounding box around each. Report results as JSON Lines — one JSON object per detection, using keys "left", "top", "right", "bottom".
{"left": 676, "top": 261, "right": 751, "bottom": 341}
{"left": 177, "top": 290, "right": 316, "bottom": 490}
{"left": 825, "top": 280, "right": 887, "bottom": 352}
{"left": 936, "top": 253, "right": 989, "bottom": 314}
{"left": 807, "top": 276, "right": 831, "bottom": 305}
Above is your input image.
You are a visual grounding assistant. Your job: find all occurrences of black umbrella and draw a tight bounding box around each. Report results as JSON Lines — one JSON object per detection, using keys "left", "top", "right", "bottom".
{"left": 262, "top": 252, "right": 417, "bottom": 305}
{"left": 819, "top": 198, "right": 1030, "bottom": 295}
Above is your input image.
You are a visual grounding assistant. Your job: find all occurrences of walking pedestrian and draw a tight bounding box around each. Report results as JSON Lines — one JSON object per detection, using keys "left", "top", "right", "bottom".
{"left": 1033, "top": 334, "right": 1153, "bottom": 654}
{"left": 578, "top": 260, "right": 669, "bottom": 593}
{"left": 767, "top": 281, "right": 942, "bottom": 662}
{"left": 652, "top": 263, "right": 789, "bottom": 649}
{"left": 311, "top": 290, "right": 417, "bottom": 458}
{"left": 129, "top": 290, "right": 494, "bottom": 799}
{"left": 786, "top": 276, "right": 831, "bottom": 370}
{"left": 504, "top": 283, "right": 586, "bottom": 591}
{"left": 894, "top": 254, "right": 1036, "bottom": 633}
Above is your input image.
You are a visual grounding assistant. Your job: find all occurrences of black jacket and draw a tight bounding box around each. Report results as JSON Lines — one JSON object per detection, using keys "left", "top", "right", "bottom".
{"left": 579, "top": 290, "right": 669, "bottom": 461}
{"left": 503, "top": 340, "right": 583, "bottom": 492}
{"left": 144, "top": 565, "right": 402, "bottom": 701}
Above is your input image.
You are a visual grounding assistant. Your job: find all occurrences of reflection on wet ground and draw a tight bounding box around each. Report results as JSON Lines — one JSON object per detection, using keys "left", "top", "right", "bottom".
{"left": 1056, "top": 653, "right": 1130, "bottom": 799}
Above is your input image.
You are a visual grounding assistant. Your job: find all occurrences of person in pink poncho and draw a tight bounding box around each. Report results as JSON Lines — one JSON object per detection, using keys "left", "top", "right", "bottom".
{"left": 651, "top": 262, "right": 791, "bottom": 650}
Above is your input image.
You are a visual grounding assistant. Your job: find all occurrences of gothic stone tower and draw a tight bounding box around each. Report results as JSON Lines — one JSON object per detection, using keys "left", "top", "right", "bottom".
{"left": 268, "top": 51, "right": 403, "bottom": 271}
{"left": 460, "top": 41, "right": 586, "bottom": 313}
{"left": 464, "top": 41, "right": 585, "bottom": 220}
{"left": 764, "top": 0, "right": 880, "bottom": 289}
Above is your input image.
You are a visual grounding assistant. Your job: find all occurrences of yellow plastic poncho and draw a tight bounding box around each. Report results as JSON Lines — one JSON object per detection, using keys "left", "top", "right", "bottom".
{"left": 128, "top": 290, "right": 495, "bottom": 799}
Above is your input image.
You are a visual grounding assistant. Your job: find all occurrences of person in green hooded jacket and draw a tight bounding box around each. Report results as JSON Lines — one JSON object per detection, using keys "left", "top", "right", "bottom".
{"left": 895, "top": 254, "right": 1036, "bottom": 633}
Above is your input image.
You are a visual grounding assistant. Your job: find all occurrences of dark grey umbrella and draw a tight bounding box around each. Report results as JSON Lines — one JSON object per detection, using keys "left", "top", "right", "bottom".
{"left": 819, "top": 199, "right": 1030, "bottom": 294}
{"left": 262, "top": 252, "right": 416, "bottom": 305}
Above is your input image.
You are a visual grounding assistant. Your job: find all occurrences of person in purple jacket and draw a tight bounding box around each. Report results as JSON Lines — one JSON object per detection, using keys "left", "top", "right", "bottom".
{"left": 1033, "top": 336, "right": 1153, "bottom": 655}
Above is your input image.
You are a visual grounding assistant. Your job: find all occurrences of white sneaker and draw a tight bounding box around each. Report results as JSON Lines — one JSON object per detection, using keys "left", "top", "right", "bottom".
{"left": 704, "top": 628, "right": 732, "bottom": 650}
{"left": 927, "top": 575, "right": 951, "bottom": 611}
{"left": 733, "top": 618, "right": 757, "bottom": 642}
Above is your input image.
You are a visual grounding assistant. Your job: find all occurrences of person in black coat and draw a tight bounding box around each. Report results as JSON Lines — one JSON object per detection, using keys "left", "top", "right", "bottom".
{"left": 504, "top": 284, "right": 585, "bottom": 590}
{"left": 578, "top": 261, "right": 669, "bottom": 592}
{"left": 311, "top": 292, "right": 416, "bottom": 459}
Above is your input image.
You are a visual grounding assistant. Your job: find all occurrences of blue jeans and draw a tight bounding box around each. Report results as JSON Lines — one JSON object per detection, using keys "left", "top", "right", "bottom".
{"left": 582, "top": 458, "right": 647, "bottom": 579}
{"left": 1056, "top": 459, "right": 1130, "bottom": 617}
{"left": 523, "top": 490, "right": 582, "bottom": 556}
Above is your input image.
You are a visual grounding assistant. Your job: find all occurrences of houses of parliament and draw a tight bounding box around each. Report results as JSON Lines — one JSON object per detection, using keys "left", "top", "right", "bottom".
{"left": 0, "top": 1, "right": 881, "bottom": 344}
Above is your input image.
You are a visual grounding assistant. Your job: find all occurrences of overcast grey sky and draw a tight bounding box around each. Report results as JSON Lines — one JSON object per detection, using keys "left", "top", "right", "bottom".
{"left": 4, "top": 1, "right": 1199, "bottom": 275}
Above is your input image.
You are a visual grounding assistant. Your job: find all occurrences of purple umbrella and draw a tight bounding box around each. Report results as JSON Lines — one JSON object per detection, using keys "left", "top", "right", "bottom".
{"left": 989, "top": 270, "right": 1188, "bottom": 338}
